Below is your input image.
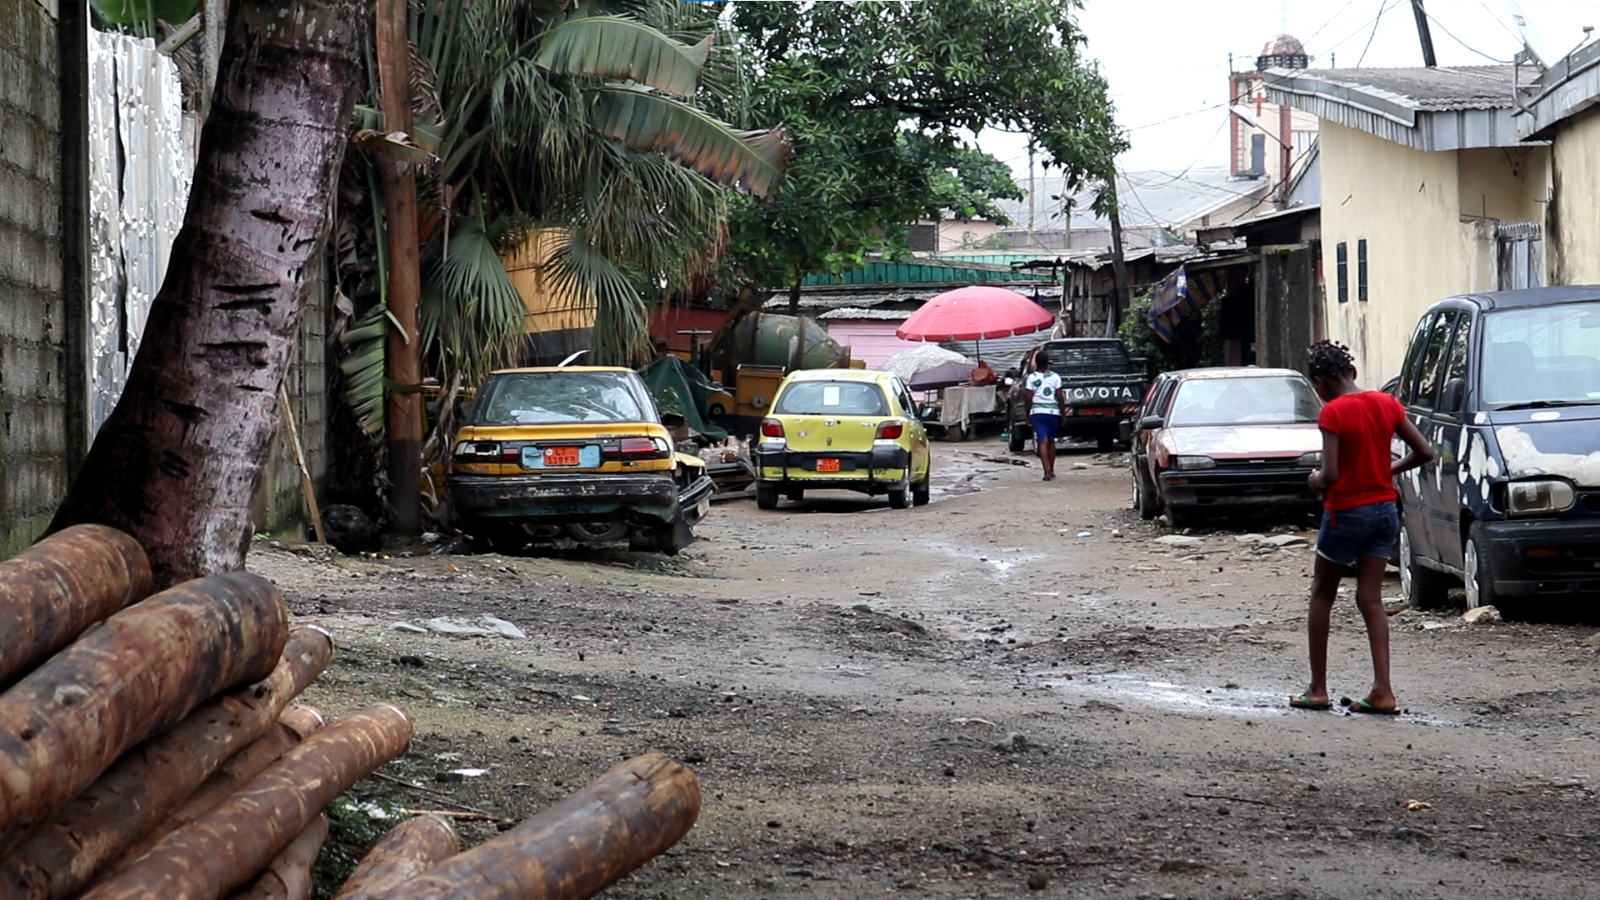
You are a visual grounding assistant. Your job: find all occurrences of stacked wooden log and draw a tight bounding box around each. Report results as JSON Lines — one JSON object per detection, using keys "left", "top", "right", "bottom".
{"left": 0, "top": 526, "right": 700, "bottom": 900}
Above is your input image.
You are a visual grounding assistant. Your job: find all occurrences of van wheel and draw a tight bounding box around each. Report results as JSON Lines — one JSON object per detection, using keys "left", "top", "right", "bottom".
{"left": 1463, "top": 524, "right": 1500, "bottom": 613}
{"left": 756, "top": 483, "right": 778, "bottom": 510}
{"left": 1400, "top": 523, "right": 1449, "bottom": 609}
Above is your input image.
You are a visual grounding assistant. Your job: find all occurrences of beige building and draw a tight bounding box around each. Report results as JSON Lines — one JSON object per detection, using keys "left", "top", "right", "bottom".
{"left": 1266, "top": 66, "right": 1551, "bottom": 386}
{"left": 1513, "top": 41, "right": 1600, "bottom": 286}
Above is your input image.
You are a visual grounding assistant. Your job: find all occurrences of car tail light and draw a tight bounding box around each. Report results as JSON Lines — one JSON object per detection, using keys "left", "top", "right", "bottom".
{"left": 602, "top": 437, "right": 671, "bottom": 461}
{"left": 876, "top": 421, "right": 904, "bottom": 440}
{"left": 760, "top": 418, "right": 784, "bottom": 439}
{"left": 454, "top": 441, "right": 502, "bottom": 461}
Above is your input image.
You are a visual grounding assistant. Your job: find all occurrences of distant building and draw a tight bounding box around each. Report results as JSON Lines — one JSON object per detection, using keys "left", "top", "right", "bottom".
{"left": 1231, "top": 33, "right": 1320, "bottom": 194}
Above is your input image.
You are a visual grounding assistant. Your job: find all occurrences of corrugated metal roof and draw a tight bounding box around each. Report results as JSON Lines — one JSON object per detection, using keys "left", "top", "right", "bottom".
{"left": 1264, "top": 65, "right": 1535, "bottom": 151}
{"left": 994, "top": 167, "right": 1268, "bottom": 232}
{"left": 816, "top": 308, "right": 911, "bottom": 321}
{"left": 1512, "top": 40, "right": 1600, "bottom": 139}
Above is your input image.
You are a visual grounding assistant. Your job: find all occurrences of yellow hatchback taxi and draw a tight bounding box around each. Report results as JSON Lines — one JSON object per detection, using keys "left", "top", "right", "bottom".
{"left": 448, "top": 367, "right": 713, "bottom": 554}
{"left": 754, "top": 369, "right": 932, "bottom": 509}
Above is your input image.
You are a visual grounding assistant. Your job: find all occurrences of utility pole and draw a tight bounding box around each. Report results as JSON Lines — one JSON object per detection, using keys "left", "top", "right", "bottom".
{"left": 1411, "top": 0, "right": 1438, "bottom": 67}
{"left": 376, "top": 0, "right": 423, "bottom": 535}
{"left": 1027, "top": 141, "right": 1036, "bottom": 249}
{"left": 1107, "top": 188, "right": 1130, "bottom": 338}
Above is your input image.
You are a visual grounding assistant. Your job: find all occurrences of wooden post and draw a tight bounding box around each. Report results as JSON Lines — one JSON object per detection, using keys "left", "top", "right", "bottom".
{"left": 1108, "top": 203, "right": 1131, "bottom": 338}
{"left": 376, "top": 0, "right": 424, "bottom": 535}
{"left": 277, "top": 385, "right": 327, "bottom": 545}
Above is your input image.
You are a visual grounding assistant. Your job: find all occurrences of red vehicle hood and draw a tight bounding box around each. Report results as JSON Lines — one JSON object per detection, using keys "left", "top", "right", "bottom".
{"left": 1156, "top": 423, "right": 1322, "bottom": 458}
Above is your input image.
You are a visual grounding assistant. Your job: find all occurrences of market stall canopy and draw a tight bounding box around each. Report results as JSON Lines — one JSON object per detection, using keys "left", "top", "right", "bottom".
{"left": 895, "top": 286, "right": 1055, "bottom": 342}
{"left": 908, "top": 361, "right": 979, "bottom": 391}
{"left": 882, "top": 344, "right": 973, "bottom": 382}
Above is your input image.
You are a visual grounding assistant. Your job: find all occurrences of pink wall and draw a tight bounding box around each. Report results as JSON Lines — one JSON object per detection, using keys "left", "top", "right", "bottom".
{"left": 825, "top": 320, "right": 923, "bottom": 369}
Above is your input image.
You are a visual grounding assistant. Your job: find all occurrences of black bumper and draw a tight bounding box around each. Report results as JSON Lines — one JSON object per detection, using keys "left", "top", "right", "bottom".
{"left": 1160, "top": 469, "right": 1320, "bottom": 512}
{"left": 752, "top": 443, "right": 911, "bottom": 492}
{"left": 1477, "top": 517, "right": 1600, "bottom": 597}
{"left": 450, "top": 472, "right": 696, "bottom": 525}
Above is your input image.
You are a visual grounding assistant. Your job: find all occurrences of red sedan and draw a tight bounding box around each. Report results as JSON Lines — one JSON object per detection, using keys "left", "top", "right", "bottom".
{"left": 1127, "top": 368, "right": 1324, "bottom": 527}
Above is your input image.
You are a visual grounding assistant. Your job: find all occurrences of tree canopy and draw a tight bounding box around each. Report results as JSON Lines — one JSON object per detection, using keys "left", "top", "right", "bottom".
{"left": 723, "top": 0, "right": 1126, "bottom": 299}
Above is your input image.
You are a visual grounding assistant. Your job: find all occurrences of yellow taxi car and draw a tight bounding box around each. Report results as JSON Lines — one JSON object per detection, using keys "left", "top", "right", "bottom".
{"left": 753, "top": 369, "right": 932, "bottom": 509}
{"left": 447, "top": 366, "right": 713, "bottom": 554}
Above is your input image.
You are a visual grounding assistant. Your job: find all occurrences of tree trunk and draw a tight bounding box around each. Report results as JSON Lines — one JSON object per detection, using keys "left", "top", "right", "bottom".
{"left": 786, "top": 263, "right": 802, "bottom": 317}
{"left": 377, "top": 0, "right": 424, "bottom": 536}
{"left": 1107, "top": 204, "right": 1131, "bottom": 338}
{"left": 45, "top": 0, "right": 365, "bottom": 589}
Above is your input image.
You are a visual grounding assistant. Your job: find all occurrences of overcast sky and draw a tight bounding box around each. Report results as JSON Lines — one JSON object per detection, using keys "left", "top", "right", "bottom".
{"left": 977, "top": 0, "right": 1600, "bottom": 175}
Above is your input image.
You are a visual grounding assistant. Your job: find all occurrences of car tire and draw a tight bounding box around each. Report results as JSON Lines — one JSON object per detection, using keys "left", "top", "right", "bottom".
{"left": 755, "top": 483, "right": 778, "bottom": 510}
{"left": 652, "top": 509, "right": 695, "bottom": 556}
{"left": 1463, "top": 523, "right": 1501, "bottom": 613}
{"left": 1008, "top": 426, "right": 1028, "bottom": 454}
{"left": 1133, "top": 464, "right": 1159, "bottom": 520}
{"left": 483, "top": 524, "right": 530, "bottom": 555}
{"left": 568, "top": 522, "right": 629, "bottom": 544}
{"left": 912, "top": 474, "right": 931, "bottom": 507}
{"left": 1165, "top": 502, "right": 1191, "bottom": 529}
{"left": 1399, "top": 522, "right": 1449, "bottom": 609}
{"left": 888, "top": 481, "right": 910, "bottom": 509}
{"left": 786, "top": 488, "right": 805, "bottom": 503}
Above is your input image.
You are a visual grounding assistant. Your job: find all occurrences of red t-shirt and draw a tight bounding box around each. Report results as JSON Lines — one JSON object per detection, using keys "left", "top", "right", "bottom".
{"left": 1318, "top": 390, "right": 1406, "bottom": 511}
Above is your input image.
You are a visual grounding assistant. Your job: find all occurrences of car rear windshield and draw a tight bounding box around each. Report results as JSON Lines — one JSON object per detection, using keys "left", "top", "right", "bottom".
{"left": 1480, "top": 301, "right": 1600, "bottom": 409}
{"left": 477, "top": 372, "right": 648, "bottom": 425}
{"left": 1167, "top": 375, "right": 1321, "bottom": 427}
{"left": 1041, "top": 341, "right": 1129, "bottom": 374}
{"left": 774, "top": 381, "right": 890, "bottom": 416}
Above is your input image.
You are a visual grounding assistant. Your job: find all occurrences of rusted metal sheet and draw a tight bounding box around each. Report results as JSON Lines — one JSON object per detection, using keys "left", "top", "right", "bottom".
{"left": 0, "top": 524, "right": 151, "bottom": 690}
{"left": 382, "top": 753, "right": 700, "bottom": 900}
{"left": 80, "top": 704, "right": 413, "bottom": 900}
{"left": 223, "top": 814, "right": 329, "bottom": 900}
{"left": 0, "top": 627, "right": 332, "bottom": 900}
{"left": 0, "top": 571, "right": 289, "bottom": 858}
{"left": 332, "top": 815, "right": 459, "bottom": 900}
{"left": 87, "top": 30, "right": 195, "bottom": 436}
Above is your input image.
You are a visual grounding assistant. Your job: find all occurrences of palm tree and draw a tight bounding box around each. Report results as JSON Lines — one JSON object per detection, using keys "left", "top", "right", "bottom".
{"left": 335, "top": 0, "right": 786, "bottom": 440}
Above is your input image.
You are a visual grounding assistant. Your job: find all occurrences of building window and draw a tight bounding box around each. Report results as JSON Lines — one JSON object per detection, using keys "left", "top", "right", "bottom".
{"left": 1358, "top": 239, "right": 1368, "bottom": 302}
{"left": 1336, "top": 242, "right": 1348, "bottom": 303}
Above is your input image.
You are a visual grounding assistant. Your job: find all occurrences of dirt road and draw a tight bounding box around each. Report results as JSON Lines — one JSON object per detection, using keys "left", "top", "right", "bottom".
{"left": 254, "top": 441, "right": 1600, "bottom": 899}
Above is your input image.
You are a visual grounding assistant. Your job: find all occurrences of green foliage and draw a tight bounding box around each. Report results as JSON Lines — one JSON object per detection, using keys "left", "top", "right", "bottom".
{"left": 312, "top": 798, "right": 406, "bottom": 900}
{"left": 1117, "top": 291, "right": 1226, "bottom": 375}
{"left": 91, "top": 0, "right": 198, "bottom": 33}
{"left": 723, "top": 0, "right": 1126, "bottom": 294}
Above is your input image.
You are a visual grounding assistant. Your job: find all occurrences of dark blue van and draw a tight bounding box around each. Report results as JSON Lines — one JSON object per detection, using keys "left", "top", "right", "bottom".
{"left": 1395, "top": 287, "right": 1600, "bottom": 616}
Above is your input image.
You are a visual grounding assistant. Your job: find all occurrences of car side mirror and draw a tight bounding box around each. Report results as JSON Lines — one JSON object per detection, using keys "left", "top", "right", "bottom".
{"left": 1440, "top": 378, "right": 1465, "bottom": 413}
{"left": 1139, "top": 415, "right": 1165, "bottom": 431}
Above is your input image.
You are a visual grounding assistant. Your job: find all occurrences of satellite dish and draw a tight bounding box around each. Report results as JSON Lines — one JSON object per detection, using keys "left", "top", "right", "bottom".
{"left": 1507, "top": 0, "right": 1554, "bottom": 68}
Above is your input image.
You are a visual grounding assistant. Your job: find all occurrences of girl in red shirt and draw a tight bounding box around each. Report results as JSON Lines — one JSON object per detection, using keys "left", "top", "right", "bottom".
{"left": 1292, "top": 342, "right": 1433, "bottom": 715}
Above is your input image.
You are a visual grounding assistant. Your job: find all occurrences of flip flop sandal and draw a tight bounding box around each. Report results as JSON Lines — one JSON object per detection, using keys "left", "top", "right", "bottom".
{"left": 1289, "top": 693, "right": 1332, "bottom": 711}
{"left": 1346, "top": 698, "right": 1400, "bottom": 716}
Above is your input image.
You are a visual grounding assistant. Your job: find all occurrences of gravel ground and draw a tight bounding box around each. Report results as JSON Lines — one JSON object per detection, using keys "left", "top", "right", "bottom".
{"left": 250, "top": 441, "right": 1600, "bottom": 900}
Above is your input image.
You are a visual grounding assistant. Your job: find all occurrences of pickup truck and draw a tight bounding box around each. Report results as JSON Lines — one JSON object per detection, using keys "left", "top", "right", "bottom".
{"left": 1007, "top": 338, "right": 1149, "bottom": 452}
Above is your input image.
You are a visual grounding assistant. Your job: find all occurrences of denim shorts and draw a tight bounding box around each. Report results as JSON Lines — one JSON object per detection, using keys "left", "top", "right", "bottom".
{"left": 1315, "top": 501, "right": 1400, "bottom": 566}
{"left": 1030, "top": 413, "right": 1060, "bottom": 442}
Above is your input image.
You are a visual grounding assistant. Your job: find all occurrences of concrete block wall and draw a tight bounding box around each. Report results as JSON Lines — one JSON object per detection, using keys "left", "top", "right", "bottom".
{"left": 0, "top": 0, "right": 68, "bottom": 558}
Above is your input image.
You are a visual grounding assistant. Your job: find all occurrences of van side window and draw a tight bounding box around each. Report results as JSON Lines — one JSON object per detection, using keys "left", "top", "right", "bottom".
{"left": 1413, "top": 311, "right": 1458, "bottom": 411}
{"left": 1398, "top": 313, "right": 1435, "bottom": 406}
{"left": 1436, "top": 314, "right": 1471, "bottom": 414}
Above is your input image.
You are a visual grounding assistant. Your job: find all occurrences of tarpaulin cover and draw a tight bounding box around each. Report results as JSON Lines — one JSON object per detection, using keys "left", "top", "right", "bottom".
{"left": 641, "top": 355, "right": 728, "bottom": 442}
{"left": 1147, "top": 265, "right": 1225, "bottom": 342}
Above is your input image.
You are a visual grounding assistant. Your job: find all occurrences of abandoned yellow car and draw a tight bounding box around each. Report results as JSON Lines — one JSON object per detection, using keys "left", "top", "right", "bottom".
{"left": 753, "top": 369, "right": 932, "bottom": 509}
{"left": 448, "top": 367, "right": 713, "bottom": 554}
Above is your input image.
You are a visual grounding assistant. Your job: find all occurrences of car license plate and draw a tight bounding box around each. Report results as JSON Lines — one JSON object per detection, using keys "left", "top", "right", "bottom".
{"left": 543, "top": 446, "right": 581, "bottom": 467}
{"left": 815, "top": 458, "right": 841, "bottom": 473}
{"left": 1082, "top": 407, "right": 1114, "bottom": 417}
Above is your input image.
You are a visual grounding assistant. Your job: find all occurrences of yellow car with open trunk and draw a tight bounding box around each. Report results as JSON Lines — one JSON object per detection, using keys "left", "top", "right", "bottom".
{"left": 753, "top": 369, "right": 932, "bottom": 509}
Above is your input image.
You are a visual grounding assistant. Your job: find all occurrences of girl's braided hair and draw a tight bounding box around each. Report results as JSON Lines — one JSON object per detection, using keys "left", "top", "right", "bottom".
{"left": 1306, "top": 340, "right": 1355, "bottom": 379}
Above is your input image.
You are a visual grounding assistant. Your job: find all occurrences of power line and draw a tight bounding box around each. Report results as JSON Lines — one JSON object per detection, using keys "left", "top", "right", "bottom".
{"left": 1426, "top": 11, "right": 1512, "bottom": 62}
{"left": 1304, "top": 0, "right": 1360, "bottom": 44}
{"left": 1357, "top": 0, "right": 1394, "bottom": 67}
